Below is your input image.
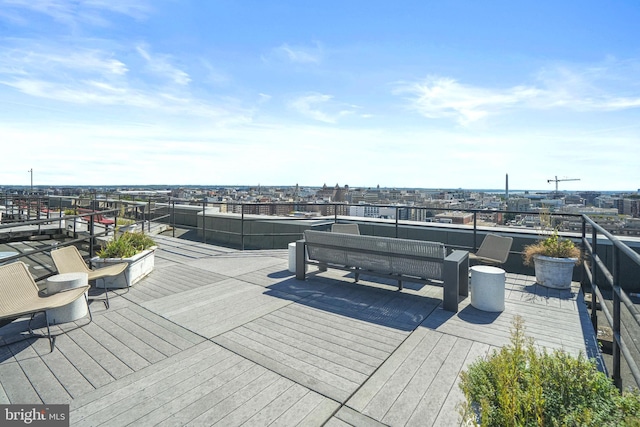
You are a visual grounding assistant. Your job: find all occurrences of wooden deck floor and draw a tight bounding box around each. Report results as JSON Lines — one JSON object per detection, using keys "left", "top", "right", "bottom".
{"left": 0, "top": 235, "right": 601, "bottom": 426}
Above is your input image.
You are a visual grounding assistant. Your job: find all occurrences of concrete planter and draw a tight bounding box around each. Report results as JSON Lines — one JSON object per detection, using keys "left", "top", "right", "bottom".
{"left": 91, "top": 246, "right": 156, "bottom": 288}
{"left": 533, "top": 255, "right": 578, "bottom": 289}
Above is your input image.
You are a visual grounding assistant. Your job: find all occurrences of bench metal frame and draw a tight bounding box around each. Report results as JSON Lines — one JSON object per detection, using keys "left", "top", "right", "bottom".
{"left": 295, "top": 232, "right": 468, "bottom": 312}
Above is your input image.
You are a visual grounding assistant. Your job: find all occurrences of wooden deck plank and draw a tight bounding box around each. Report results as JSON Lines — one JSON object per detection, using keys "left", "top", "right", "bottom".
{"left": 212, "top": 376, "right": 295, "bottom": 426}
{"left": 333, "top": 406, "right": 389, "bottom": 427}
{"left": 275, "top": 305, "right": 407, "bottom": 354}
{"left": 263, "top": 311, "right": 391, "bottom": 365}
{"left": 240, "top": 383, "right": 310, "bottom": 427}
{"left": 346, "top": 327, "right": 435, "bottom": 412}
{"left": 356, "top": 329, "right": 443, "bottom": 420}
{"left": 215, "top": 329, "right": 360, "bottom": 402}
{"left": 77, "top": 320, "right": 151, "bottom": 372}
{"left": 49, "top": 328, "right": 115, "bottom": 390}
{"left": 214, "top": 333, "right": 352, "bottom": 403}
{"left": 249, "top": 316, "right": 380, "bottom": 373}
{"left": 106, "top": 310, "right": 182, "bottom": 357}
{"left": 379, "top": 334, "right": 459, "bottom": 426}
{"left": 154, "top": 364, "right": 271, "bottom": 427}
{"left": 127, "top": 357, "right": 256, "bottom": 426}
{"left": 71, "top": 341, "right": 223, "bottom": 423}
{"left": 269, "top": 392, "right": 339, "bottom": 427}
{"left": 90, "top": 315, "right": 166, "bottom": 364}
{"left": 54, "top": 322, "right": 134, "bottom": 380}
{"left": 116, "top": 306, "right": 204, "bottom": 349}
{"left": 0, "top": 362, "right": 42, "bottom": 404}
{"left": 79, "top": 346, "right": 238, "bottom": 426}
{"left": 432, "top": 341, "right": 491, "bottom": 427}
{"left": 189, "top": 371, "right": 283, "bottom": 426}
{"left": 70, "top": 341, "right": 218, "bottom": 410}
{"left": 404, "top": 337, "right": 473, "bottom": 426}
{"left": 31, "top": 340, "right": 95, "bottom": 400}
{"left": 234, "top": 324, "right": 369, "bottom": 385}
{"left": 14, "top": 356, "right": 73, "bottom": 404}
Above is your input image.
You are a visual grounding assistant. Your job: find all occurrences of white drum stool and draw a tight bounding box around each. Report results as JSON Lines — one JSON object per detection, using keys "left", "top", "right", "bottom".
{"left": 288, "top": 242, "right": 297, "bottom": 273}
{"left": 46, "top": 272, "right": 89, "bottom": 324}
{"left": 470, "top": 265, "right": 506, "bottom": 312}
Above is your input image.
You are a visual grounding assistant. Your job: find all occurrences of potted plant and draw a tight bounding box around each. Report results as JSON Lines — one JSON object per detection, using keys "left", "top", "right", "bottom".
{"left": 459, "top": 316, "right": 640, "bottom": 426}
{"left": 91, "top": 231, "right": 157, "bottom": 288}
{"left": 523, "top": 230, "right": 581, "bottom": 289}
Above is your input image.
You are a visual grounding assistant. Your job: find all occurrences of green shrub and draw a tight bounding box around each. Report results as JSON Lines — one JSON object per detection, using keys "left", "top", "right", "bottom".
{"left": 459, "top": 316, "right": 640, "bottom": 426}
{"left": 97, "top": 232, "right": 156, "bottom": 259}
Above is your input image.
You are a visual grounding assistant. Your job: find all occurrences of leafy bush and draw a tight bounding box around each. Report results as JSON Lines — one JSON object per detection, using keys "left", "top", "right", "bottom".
{"left": 522, "top": 231, "right": 581, "bottom": 266}
{"left": 460, "top": 316, "right": 640, "bottom": 426}
{"left": 97, "top": 232, "right": 156, "bottom": 259}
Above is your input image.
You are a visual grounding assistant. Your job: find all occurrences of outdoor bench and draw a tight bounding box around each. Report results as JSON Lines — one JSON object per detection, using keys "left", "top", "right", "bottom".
{"left": 295, "top": 230, "right": 469, "bottom": 312}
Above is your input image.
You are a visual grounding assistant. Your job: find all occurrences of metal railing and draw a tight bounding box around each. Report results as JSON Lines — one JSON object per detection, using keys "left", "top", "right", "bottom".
{"left": 582, "top": 215, "right": 640, "bottom": 390}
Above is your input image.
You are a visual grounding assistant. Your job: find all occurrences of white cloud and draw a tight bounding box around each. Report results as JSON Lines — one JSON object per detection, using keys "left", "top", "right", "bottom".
{"left": 288, "top": 93, "right": 356, "bottom": 124}
{"left": 0, "top": 47, "right": 128, "bottom": 76}
{"left": 268, "top": 43, "right": 323, "bottom": 64}
{"left": 136, "top": 44, "right": 191, "bottom": 86}
{"left": 0, "top": 0, "right": 151, "bottom": 26}
{"left": 395, "top": 76, "right": 539, "bottom": 126}
{"left": 398, "top": 62, "right": 640, "bottom": 125}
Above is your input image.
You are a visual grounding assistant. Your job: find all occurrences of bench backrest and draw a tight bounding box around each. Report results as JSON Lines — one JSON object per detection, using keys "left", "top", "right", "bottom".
{"left": 304, "top": 230, "right": 446, "bottom": 280}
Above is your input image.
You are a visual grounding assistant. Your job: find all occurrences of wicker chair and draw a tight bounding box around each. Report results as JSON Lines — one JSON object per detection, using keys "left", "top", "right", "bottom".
{"left": 51, "top": 245, "right": 128, "bottom": 309}
{"left": 0, "top": 261, "right": 91, "bottom": 352}
{"left": 469, "top": 234, "right": 513, "bottom": 266}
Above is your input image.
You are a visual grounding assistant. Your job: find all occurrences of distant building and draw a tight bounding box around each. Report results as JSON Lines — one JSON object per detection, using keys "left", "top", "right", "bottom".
{"left": 434, "top": 211, "right": 473, "bottom": 224}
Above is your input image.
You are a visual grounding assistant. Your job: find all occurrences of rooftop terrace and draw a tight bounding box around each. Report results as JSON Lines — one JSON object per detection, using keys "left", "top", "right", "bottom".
{"left": 0, "top": 234, "right": 600, "bottom": 426}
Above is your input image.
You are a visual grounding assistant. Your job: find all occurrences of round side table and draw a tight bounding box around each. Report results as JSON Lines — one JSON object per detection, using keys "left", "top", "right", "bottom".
{"left": 470, "top": 265, "right": 506, "bottom": 312}
{"left": 46, "top": 272, "right": 89, "bottom": 324}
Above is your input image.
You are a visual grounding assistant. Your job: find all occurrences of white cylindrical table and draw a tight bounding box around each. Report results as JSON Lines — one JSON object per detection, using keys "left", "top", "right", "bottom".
{"left": 46, "top": 272, "right": 89, "bottom": 324}
{"left": 288, "top": 242, "right": 297, "bottom": 273}
{"left": 0, "top": 251, "right": 18, "bottom": 265}
{"left": 470, "top": 265, "right": 506, "bottom": 312}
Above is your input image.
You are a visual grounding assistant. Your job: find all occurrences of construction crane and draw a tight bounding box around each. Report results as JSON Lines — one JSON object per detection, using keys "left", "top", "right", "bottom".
{"left": 547, "top": 176, "right": 580, "bottom": 195}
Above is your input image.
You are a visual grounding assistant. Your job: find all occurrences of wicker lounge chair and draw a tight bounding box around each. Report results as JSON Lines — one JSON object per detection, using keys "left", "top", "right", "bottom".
{"left": 51, "top": 245, "right": 128, "bottom": 309}
{"left": 469, "top": 234, "right": 513, "bottom": 266}
{"left": 0, "top": 261, "right": 91, "bottom": 352}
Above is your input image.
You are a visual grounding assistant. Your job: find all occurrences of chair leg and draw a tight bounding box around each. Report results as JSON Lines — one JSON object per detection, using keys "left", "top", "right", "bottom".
{"left": 85, "top": 293, "right": 93, "bottom": 323}
{"left": 44, "top": 311, "right": 55, "bottom": 353}
{"left": 98, "top": 278, "right": 110, "bottom": 309}
{"left": 28, "top": 313, "right": 37, "bottom": 335}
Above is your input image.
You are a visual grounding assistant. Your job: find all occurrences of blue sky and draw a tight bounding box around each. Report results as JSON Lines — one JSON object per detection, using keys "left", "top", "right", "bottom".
{"left": 1, "top": 1, "right": 639, "bottom": 191}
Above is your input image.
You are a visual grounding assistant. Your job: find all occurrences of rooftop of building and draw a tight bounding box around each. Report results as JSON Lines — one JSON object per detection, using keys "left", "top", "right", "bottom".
{"left": 1, "top": 234, "right": 601, "bottom": 426}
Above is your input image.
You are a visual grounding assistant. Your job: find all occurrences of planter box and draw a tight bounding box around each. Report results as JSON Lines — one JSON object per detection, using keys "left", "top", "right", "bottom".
{"left": 91, "top": 247, "right": 156, "bottom": 289}
{"left": 533, "top": 255, "right": 578, "bottom": 289}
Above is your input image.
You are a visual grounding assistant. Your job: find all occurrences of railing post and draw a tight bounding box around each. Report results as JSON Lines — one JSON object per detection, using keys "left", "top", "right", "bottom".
{"left": 591, "top": 226, "right": 598, "bottom": 330}
{"left": 612, "top": 245, "right": 622, "bottom": 390}
{"left": 473, "top": 211, "right": 478, "bottom": 251}
{"left": 148, "top": 198, "right": 152, "bottom": 233}
{"left": 395, "top": 207, "right": 399, "bottom": 238}
{"left": 170, "top": 198, "right": 175, "bottom": 238}
{"left": 89, "top": 213, "right": 95, "bottom": 258}
{"left": 581, "top": 216, "right": 586, "bottom": 287}
{"left": 202, "top": 200, "right": 206, "bottom": 244}
{"left": 241, "top": 204, "right": 245, "bottom": 251}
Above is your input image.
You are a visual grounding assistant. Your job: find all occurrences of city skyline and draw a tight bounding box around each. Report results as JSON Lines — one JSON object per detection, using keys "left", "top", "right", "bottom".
{"left": 1, "top": 1, "right": 639, "bottom": 190}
